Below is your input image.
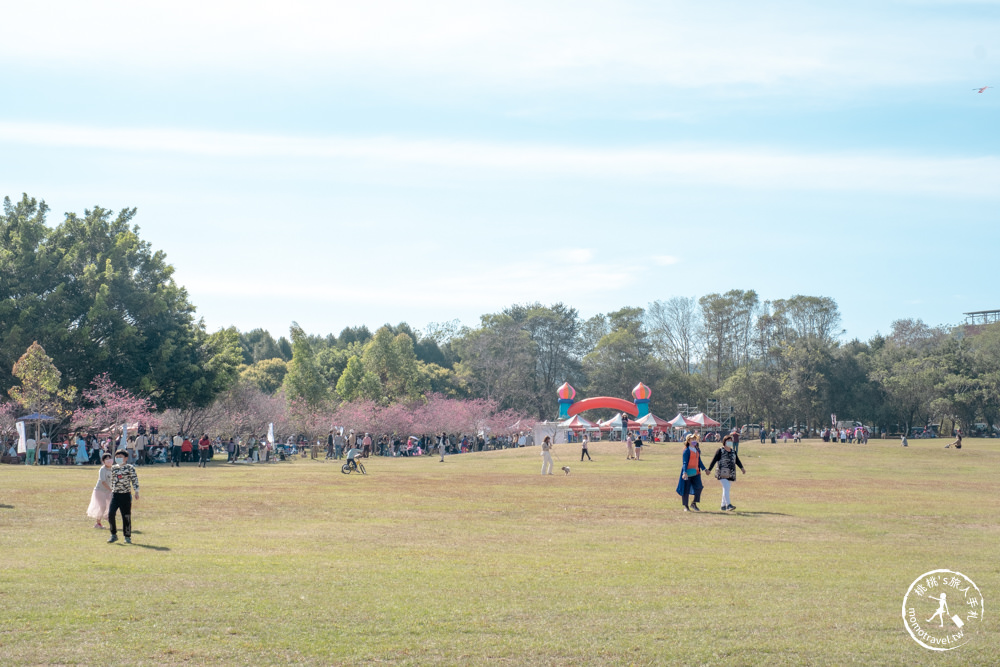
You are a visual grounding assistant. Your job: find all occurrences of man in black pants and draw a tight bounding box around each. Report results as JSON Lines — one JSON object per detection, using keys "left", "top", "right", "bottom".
{"left": 108, "top": 450, "right": 140, "bottom": 544}
{"left": 172, "top": 432, "right": 183, "bottom": 467}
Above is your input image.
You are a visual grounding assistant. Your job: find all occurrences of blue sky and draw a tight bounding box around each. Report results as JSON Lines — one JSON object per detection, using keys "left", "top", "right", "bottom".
{"left": 1, "top": 0, "right": 997, "bottom": 342}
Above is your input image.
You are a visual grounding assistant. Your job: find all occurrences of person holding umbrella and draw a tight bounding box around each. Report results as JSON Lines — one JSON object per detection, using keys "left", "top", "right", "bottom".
{"left": 675, "top": 434, "right": 706, "bottom": 512}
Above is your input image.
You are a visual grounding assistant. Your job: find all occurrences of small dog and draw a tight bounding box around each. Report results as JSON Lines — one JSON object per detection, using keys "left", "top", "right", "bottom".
{"left": 561, "top": 466, "right": 571, "bottom": 475}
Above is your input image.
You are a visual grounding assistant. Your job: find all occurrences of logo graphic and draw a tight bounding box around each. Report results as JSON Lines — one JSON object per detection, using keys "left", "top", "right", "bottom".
{"left": 902, "top": 569, "right": 983, "bottom": 651}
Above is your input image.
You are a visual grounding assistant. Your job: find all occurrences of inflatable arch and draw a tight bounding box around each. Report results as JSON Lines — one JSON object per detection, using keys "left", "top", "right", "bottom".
{"left": 567, "top": 397, "right": 636, "bottom": 417}
{"left": 557, "top": 381, "right": 651, "bottom": 419}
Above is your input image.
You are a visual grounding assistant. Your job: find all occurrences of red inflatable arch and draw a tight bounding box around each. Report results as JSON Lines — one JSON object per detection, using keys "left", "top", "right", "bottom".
{"left": 567, "top": 397, "right": 638, "bottom": 417}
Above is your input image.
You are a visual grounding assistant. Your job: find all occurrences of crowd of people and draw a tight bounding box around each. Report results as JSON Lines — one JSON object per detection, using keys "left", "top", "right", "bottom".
{"left": 1, "top": 428, "right": 539, "bottom": 467}
{"left": 3, "top": 414, "right": 970, "bottom": 542}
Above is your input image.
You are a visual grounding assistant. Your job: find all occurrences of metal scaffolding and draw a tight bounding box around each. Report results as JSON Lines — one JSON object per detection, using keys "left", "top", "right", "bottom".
{"left": 964, "top": 310, "right": 1000, "bottom": 325}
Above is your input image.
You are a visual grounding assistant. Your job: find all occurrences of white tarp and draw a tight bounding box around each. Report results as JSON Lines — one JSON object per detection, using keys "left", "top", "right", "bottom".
{"left": 16, "top": 420, "right": 26, "bottom": 454}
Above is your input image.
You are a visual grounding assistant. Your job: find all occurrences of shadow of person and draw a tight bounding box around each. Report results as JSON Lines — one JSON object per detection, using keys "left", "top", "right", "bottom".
{"left": 131, "top": 543, "right": 170, "bottom": 551}
{"left": 0, "top": 504, "right": 13, "bottom": 509}
{"left": 733, "top": 511, "right": 791, "bottom": 516}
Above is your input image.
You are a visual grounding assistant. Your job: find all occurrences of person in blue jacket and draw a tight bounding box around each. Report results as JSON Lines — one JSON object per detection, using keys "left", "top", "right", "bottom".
{"left": 675, "top": 433, "right": 706, "bottom": 512}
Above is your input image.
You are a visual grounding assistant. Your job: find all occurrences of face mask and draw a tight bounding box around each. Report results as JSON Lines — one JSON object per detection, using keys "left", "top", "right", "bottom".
{"left": 115, "top": 458, "right": 125, "bottom": 465}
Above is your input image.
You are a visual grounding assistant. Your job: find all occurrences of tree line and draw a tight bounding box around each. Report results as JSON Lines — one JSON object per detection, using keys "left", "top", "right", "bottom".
{"left": 3, "top": 193, "right": 998, "bottom": 439}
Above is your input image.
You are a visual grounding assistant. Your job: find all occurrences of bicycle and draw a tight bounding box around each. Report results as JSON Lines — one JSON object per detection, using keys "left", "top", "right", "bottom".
{"left": 341, "top": 458, "right": 366, "bottom": 475}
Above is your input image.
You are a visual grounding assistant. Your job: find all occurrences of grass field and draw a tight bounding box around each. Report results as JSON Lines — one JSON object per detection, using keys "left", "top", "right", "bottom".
{"left": 0, "top": 437, "right": 997, "bottom": 666}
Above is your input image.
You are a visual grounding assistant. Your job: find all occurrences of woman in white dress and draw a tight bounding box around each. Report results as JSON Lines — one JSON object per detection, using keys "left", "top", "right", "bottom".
{"left": 86, "top": 452, "right": 114, "bottom": 528}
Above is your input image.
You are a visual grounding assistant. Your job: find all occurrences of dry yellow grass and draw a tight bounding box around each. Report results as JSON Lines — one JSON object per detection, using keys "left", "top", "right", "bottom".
{"left": 0, "top": 437, "right": 997, "bottom": 665}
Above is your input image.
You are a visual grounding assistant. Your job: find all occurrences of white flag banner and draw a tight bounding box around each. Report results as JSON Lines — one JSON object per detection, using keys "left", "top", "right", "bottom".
{"left": 16, "top": 421, "right": 26, "bottom": 454}
{"left": 267, "top": 423, "right": 275, "bottom": 446}
{"left": 121, "top": 423, "right": 128, "bottom": 450}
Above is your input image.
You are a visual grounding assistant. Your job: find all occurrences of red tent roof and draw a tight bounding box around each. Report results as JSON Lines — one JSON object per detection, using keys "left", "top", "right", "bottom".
{"left": 668, "top": 413, "right": 698, "bottom": 428}
{"left": 634, "top": 413, "right": 672, "bottom": 429}
{"left": 560, "top": 415, "right": 597, "bottom": 430}
{"left": 688, "top": 412, "right": 722, "bottom": 427}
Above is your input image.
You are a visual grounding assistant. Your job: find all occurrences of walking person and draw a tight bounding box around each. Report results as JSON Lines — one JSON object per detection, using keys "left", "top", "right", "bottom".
{"left": 676, "top": 434, "right": 706, "bottom": 512}
{"left": 706, "top": 434, "right": 746, "bottom": 511}
{"left": 181, "top": 435, "right": 192, "bottom": 463}
{"left": 172, "top": 432, "right": 183, "bottom": 467}
{"left": 326, "top": 430, "right": 335, "bottom": 460}
{"left": 540, "top": 436, "right": 554, "bottom": 475}
{"left": 626, "top": 433, "right": 635, "bottom": 460}
{"left": 438, "top": 433, "right": 448, "bottom": 462}
{"left": 634, "top": 435, "right": 644, "bottom": 460}
{"left": 197, "top": 433, "right": 211, "bottom": 468}
{"left": 87, "top": 452, "right": 114, "bottom": 529}
{"left": 107, "top": 450, "right": 139, "bottom": 544}
{"left": 334, "top": 431, "right": 345, "bottom": 459}
{"left": 580, "top": 434, "right": 592, "bottom": 461}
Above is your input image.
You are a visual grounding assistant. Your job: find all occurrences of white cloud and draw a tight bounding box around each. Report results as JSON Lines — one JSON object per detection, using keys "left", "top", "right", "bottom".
{"left": 177, "top": 246, "right": 634, "bottom": 310}
{"left": 564, "top": 249, "right": 595, "bottom": 262}
{"left": 1, "top": 1, "right": 995, "bottom": 92}
{"left": 652, "top": 255, "right": 679, "bottom": 266}
{"left": 2, "top": 120, "right": 998, "bottom": 196}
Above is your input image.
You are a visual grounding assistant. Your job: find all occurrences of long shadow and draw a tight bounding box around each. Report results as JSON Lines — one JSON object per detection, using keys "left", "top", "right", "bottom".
{"left": 109, "top": 541, "right": 170, "bottom": 551}
{"left": 0, "top": 504, "right": 13, "bottom": 509}
{"left": 732, "top": 511, "right": 791, "bottom": 517}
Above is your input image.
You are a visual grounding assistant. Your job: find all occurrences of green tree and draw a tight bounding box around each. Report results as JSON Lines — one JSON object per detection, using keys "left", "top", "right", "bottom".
{"left": 240, "top": 358, "right": 288, "bottom": 394}
{"left": 239, "top": 328, "right": 286, "bottom": 364}
{"left": 360, "top": 328, "right": 427, "bottom": 402}
{"left": 335, "top": 355, "right": 380, "bottom": 402}
{"left": 0, "top": 194, "right": 226, "bottom": 408}
{"left": 453, "top": 317, "right": 534, "bottom": 411}
{"left": 283, "top": 323, "right": 329, "bottom": 406}
{"left": 698, "top": 290, "right": 759, "bottom": 388}
{"left": 8, "top": 341, "right": 77, "bottom": 425}
{"left": 582, "top": 307, "right": 666, "bottom": 414}
{"left": 502, "top": 303, "right": 582, "bottom": 418}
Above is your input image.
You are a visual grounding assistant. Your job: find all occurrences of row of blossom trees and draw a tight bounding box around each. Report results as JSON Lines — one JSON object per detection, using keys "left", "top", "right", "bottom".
{"left": 4, "top": 343, "right": 530, "bottom": 447}
{"left": 328, "top": 394, "right": 528, "bottom": 439}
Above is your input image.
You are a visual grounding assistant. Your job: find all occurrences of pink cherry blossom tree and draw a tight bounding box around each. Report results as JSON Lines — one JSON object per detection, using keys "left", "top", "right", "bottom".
{"left": 72, "top": 373, "right": 159, "bottom": 435}
{"left": 0, "top": 401, "right": 17, "bottom": 443}
{"left": 216, "top": 382, "right": 289, "bottom": 441}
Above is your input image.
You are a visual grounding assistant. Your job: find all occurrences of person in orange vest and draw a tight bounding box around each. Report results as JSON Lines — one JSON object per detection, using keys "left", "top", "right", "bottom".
{"left": 675, "top": 433, "right": 706, "bottom": 512}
